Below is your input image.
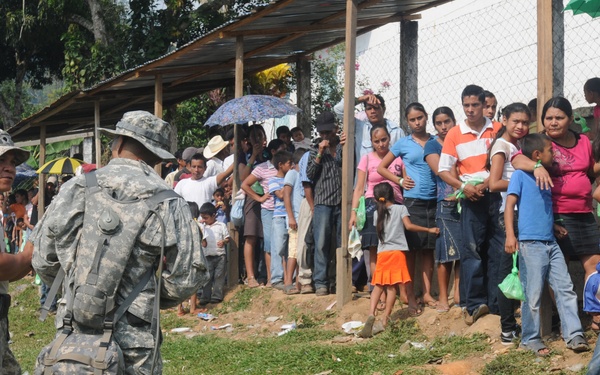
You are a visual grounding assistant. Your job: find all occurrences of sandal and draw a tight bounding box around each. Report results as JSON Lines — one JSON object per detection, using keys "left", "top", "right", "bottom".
{"left": 591, "top": 317, "right": 600, "bottom": 334}
{"left": 283, "top": 284, "right": 299, "bottom": 295}
{"left": 247, "top": 277, "right": 259, "bottom": 288}
{"left": 521, "top": 341, "right": 550, "bottom": 357}
{"left": 436, "top": 304, "right": 450, "bottom": 313}
{"left": 566, "top": 335, "right": 590, "bottom": 352}
{"left": 408, "top": 305, "right": 423, "bottom": 317}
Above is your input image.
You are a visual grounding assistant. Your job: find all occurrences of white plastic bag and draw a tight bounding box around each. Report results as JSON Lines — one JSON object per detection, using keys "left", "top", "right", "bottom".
{"left": 231, "top": 190, "right": 245, "bottom": 227}
{"left": 348, "top": 226, "right": 363, "bottom": 261}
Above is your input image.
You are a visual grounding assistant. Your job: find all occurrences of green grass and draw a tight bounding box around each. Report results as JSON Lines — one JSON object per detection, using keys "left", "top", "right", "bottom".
{"left": 8, "top": 281, "right": 56, "bottom": 371}
{"left": 7, "top": 279, "right": 592, "bottom": 374}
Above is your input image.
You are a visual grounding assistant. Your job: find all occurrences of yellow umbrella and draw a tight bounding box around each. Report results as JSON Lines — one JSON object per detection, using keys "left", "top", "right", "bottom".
{"left": 37, "top": 157, "right": 83, "bottom": 175}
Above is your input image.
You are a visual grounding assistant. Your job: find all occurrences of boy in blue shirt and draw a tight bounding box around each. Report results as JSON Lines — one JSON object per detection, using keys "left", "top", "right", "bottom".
{"left": 505, "top": 133, "right": 588, "bottom": 356}
{"left": 282, "top": 149, "right": 307, "bottom": 294}
{"left": 268, "top": 151, "right": 294, "bottom": 291}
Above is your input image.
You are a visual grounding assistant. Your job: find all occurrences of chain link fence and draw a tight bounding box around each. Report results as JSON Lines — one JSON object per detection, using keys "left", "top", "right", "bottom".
{"left": 349, "top": 0, "right": 600, "bottom": 127}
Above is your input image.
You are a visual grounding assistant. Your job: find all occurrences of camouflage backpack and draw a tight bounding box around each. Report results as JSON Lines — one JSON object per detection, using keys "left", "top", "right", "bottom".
{"left": 36, "top": 171, "right": 180, "bottom": 375}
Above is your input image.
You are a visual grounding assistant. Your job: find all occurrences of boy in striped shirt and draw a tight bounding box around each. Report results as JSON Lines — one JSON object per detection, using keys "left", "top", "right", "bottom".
{"left": 438, "top": 84, "right": 503, "bottom": 325}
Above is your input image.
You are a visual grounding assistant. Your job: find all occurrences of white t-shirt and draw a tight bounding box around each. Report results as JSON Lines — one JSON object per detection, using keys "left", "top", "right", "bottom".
{"left": 205, "top": 158, "right": 224, "bottom": 177}
{"left": 490, "top": 138, "right": 519, "bottom": 213}
{"left": 223, "top": 154, "right": 234, "bottom": 172}
{"left": 174, "top": 176, "right": 218, "bottom": 208}
{"left": 201, "top": 221, "right": 230, "bottom": 256}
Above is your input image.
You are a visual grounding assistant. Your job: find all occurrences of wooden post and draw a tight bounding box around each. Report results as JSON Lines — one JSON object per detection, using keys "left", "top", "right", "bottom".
{"left": 37, "top": 126, "right": 46, "bottom": 220}
{"left": 537, "top": 0, "right": 553, "bottom": 133}
{"left": 94, "top": 101, "right": 102, "bottom": 168}
{"left": 552, "top": 0, "right": 564, "bottom": 97}
{"left": 337, "top": 0, "right": 357, "bottom": 309}
{"left": 537, "top": 0, "right": 553, "bottom": 336}
{"left": 399, "top": 20, "right": 419, "bottom": 134}
{"left": 296, "top": 57, "right": 312, "bottom": 137}
{"left": 227, "top": 36, "right": 244, "bottom": 288}
{"left": 154, "top": 75, "right": 163, "bottom": 176}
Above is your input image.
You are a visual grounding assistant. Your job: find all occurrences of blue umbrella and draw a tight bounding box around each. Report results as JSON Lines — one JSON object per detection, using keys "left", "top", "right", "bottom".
{"left": 14, "top": 163, "right": 38, "bottom": 187}
{"left": 205, "top": 95, "right": 301, "bottom": 127}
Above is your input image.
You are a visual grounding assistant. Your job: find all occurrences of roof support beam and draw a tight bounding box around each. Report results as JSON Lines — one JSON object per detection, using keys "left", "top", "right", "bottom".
{"left": 229, "top": 35, "right": 244, "bottom": 290}
{"left": 37, "top": 125, "right": 47, "bottom": 220}
{"left": 95, "top": 101, "right": 102, "bottom": 168}
{"left": 220, "top": 14, "right": 420, "bottom": 38}
{"left": 338, "top": 0, "right": 358, "bottom": 310}
{"left": 15, "top": 132, "right": 94, "bottom": 147}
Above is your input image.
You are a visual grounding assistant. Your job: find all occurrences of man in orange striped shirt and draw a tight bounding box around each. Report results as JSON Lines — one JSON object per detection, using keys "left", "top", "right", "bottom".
{"left": 438, "top": 84, "right": 503, "bottom": 325}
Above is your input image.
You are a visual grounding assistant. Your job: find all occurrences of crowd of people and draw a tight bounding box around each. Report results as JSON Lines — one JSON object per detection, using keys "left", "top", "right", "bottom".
{"left": 162, "top": 81, "right": 600, "bottom": 359}
{"left": 2, "top": 78, "right": 600, "bottom": 372}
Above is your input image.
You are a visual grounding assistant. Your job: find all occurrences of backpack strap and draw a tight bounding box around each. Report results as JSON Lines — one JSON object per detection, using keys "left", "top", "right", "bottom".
{"left": 39, "top": 267, "right": 64, "bottom": 322}
{"left": 145, "top": 189, "right": 180, "bottom": 209}
{"left": 40, "top": 172, "right": 104, "bottom": 322}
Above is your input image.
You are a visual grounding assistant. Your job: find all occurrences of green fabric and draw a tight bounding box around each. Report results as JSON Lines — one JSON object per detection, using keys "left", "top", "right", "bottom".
{"left": 356, "top": 196, "right": 366, "bottom": 231}
{"left": 565, "top": 0, "right": 600, "bottom": 18}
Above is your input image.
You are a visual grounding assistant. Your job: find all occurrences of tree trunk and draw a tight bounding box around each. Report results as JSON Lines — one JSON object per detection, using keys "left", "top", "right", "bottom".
{"left": 86, "top": 0, "right": 108, "bottom": 45}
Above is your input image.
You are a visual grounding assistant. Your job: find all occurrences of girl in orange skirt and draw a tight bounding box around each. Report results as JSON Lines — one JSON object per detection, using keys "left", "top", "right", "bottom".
{"left": 359, "top": 183, "right": 439, "bottom": 337}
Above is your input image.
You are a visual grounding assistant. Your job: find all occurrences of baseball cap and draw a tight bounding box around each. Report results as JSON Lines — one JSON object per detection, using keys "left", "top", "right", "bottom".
{"left": 315, "top": 112, "right": 336, "bottom": 132}
{"left": 0, "top": 130, "right": 30, "bottom": 165}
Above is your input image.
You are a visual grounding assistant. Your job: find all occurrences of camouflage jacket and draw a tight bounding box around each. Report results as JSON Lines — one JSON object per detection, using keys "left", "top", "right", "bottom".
{"left": 31, "top": 158, "right": 209, "bottom": 326}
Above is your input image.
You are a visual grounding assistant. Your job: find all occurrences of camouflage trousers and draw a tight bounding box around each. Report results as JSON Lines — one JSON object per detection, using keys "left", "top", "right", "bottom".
{"left": 113, "top": 313, "right": 162, "bottom": 375}
{"left": 0, "top": 317, "right": 21, "bottom": 375}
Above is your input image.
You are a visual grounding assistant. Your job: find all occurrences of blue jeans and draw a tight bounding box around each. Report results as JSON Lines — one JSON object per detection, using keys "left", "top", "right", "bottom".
{"left": 460, "top": 192, "right": 504, "bottom": 315}
{"left": 312, "top": 204, "right": 341, "bottom": 290}
{"left": 271, "top": 216, "right": 288, "bottom": 284}
{"left": 261, "top": 209, "right": 283, "bottom": 284}
{"left": 519, "top": 240, "right": 584, "bottom": 347}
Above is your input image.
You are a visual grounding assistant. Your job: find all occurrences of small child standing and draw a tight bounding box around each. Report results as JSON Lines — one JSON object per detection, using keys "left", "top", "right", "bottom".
{"left": 505, "top": 133, "right": 589, "bottom": 356}
{"left": 282, "top": 149, "right": 307, "bottom": 294}
{"left": 291, "top": 127, "right": 312, "bottom": 150}
{"left": 199, "top": 202, "right": 230, "bottom": 305}
{"left": 212, "top": 188, "right": 228, "bottom": 224}
{"left": 268, "top": 150, "right": 294, "bottom": 291}
{"left": 358, "top": 183, "right": 439, "bottom": 338}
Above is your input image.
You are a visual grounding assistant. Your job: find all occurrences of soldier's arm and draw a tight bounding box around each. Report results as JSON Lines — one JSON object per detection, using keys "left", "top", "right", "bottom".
{"left": 0, "top": 242, "right": 32, "bottom": 281}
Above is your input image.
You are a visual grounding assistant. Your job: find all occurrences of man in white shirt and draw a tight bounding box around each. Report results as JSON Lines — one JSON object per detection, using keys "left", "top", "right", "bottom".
{"left": 174, "top": 153, "right": 233, "bottom": 208}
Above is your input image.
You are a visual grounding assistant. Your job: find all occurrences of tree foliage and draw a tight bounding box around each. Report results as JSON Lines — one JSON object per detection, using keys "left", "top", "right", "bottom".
{"left": 0, "top": 0, "right": 271, "bottom": 130}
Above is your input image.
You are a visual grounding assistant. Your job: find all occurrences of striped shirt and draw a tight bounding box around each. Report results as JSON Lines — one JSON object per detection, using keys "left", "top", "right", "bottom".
{"left": 251, "top": 161, "right": 278, "bottom": 210}
{"left": 438, "top": 118, "right": 502, "bottom": 181}
{"left": 306, "top": 145, "right": 343, "bottom": 206}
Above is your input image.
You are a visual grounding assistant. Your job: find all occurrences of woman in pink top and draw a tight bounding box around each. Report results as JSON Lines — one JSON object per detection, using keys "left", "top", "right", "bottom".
{"left": 513, "top": 97, "right": 600, "bottom": 283}
{"left": 349, "top": 126, "right": 405, "bottom": 306}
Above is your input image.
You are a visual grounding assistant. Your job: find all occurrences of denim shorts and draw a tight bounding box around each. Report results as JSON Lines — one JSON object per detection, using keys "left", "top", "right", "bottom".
{"left": 404, "top": 198, "right": 437, "bottom": 250}
{"left": 435, "top": 200, "right": 461, "bottom": 263}
{"left": 554, "top": 212, "right": 600, "bottom": 257}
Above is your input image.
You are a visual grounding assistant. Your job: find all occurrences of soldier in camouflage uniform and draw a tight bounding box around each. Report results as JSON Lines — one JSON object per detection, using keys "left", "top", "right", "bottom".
{"left": 31, "top": 111, "right": 209, "bottom": 374}
{"left": 0, "top": 130, "right": 32, "bottom": 375}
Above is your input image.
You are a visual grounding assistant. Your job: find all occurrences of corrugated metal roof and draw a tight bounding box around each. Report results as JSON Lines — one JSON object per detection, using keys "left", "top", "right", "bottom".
{"left": 8, "top": 0, "right": 451, "bottom": 142}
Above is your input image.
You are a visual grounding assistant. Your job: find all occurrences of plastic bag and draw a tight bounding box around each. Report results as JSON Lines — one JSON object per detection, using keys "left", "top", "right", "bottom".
{"left": 348, "top": 226, "right": 363, "bottom": 261}
{"left": 231, "top": 191, "right": 245, "bottom": 227}
{"left": 356, "top": 196, "right": 366, "bottom": 231}
{"left": 498, "top": 253, "right": 525, "bottom": 301}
